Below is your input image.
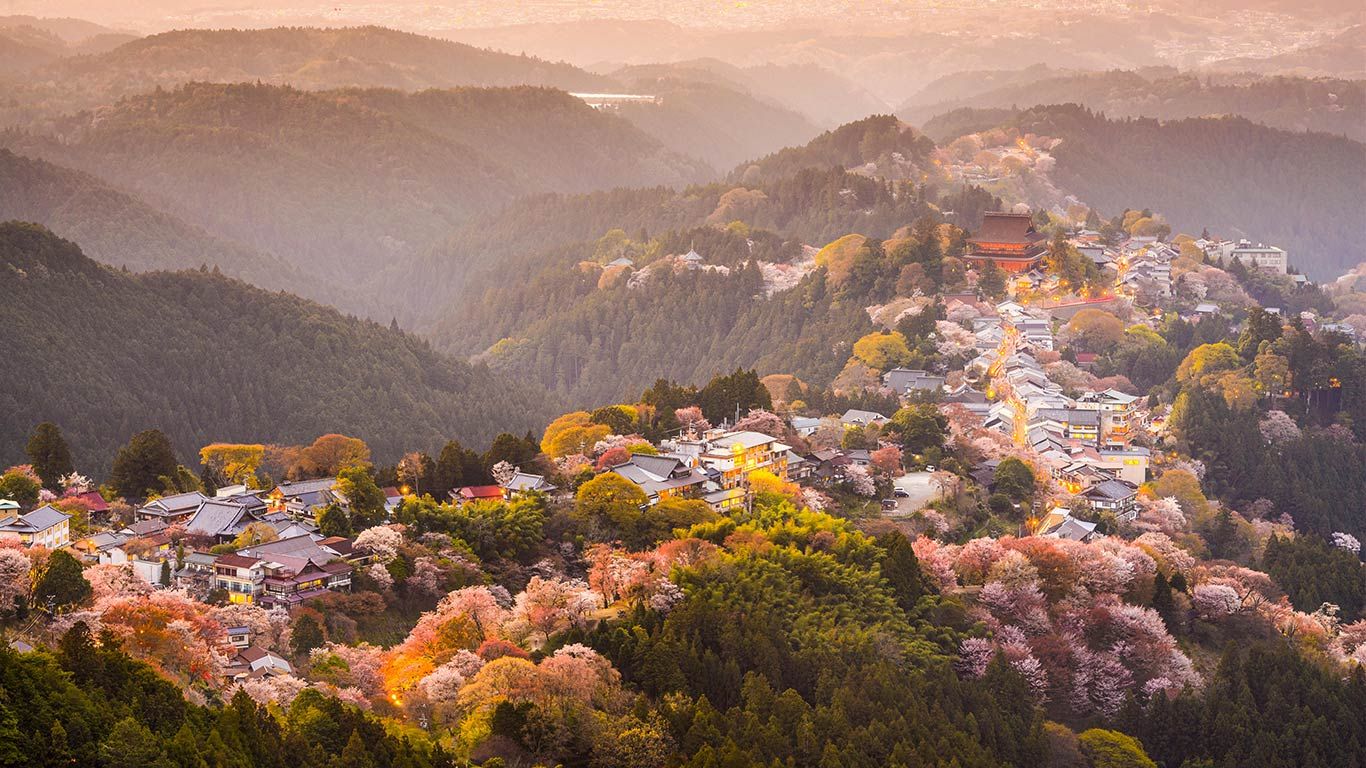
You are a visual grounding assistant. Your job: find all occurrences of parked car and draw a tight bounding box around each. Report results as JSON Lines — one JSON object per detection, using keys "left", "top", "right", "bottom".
{"left": 893, "top": 488, "right": 910, "bottom": 498}
{"left": 880, "top": 499, "right": 898, "bottom": 510}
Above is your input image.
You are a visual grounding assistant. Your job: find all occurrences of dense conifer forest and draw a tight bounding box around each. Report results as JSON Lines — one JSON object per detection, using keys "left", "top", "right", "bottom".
{"left": 0, "top": 223, "right": 549, "bottom": 469}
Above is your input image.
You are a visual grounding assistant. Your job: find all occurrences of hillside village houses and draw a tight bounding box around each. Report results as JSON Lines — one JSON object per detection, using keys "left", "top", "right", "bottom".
{"left": 0, "top": 504, "right": 72, "bottom": 549}
{"left": 0, "top": 217, "right": 1324, "bottom": 637}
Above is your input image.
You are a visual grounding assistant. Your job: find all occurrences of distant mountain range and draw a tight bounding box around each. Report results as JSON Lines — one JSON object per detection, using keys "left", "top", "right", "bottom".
{"left": 606, "top": 58, "right": 889, "bottom": 129}
{"left": 0, "top": 82, "right": 707, "bottom": 312}
{"left": 0, "top": 24, "right": 836, "bottom": 190}
{"left": 900, "top": 67, "right": 1366, "bottom": 142}
{"left": 0, "top": 15, "right": 135, "bottom": 77}
{"left": 0, "top": 221, "right": 549, "bottom": 470}
{"left": 1204, "top": 25, "right": 1366, "bottom": 79}
{"left": 0, "top": 148, "right": 311, "bottom": 294}
{"left": 994, "top": 105, "right": 1366, "bottom": 279}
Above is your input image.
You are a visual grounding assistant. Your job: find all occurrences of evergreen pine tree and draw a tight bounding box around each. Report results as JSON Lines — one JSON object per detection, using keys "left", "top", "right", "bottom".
{"left": 26, "top": 422, "right": 74, "bottom": 491}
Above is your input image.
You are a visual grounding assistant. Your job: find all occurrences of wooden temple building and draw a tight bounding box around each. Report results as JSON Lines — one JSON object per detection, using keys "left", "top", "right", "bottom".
{"left": 966, "top": 212, "right": 1046, "bottom": 273}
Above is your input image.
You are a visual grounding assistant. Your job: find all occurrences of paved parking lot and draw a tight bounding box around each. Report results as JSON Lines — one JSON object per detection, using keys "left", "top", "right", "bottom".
{"left": 886, "top": 472, "right": 937, "bottom": 517}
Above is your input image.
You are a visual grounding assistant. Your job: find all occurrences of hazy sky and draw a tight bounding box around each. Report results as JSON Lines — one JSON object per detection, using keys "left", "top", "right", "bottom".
{"left": 7, "top": 0, "right": 1137, "bottom": 34}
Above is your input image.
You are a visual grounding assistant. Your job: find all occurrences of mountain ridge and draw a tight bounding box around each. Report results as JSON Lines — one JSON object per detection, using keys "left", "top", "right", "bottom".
{"left": 0, "top": 221, "right": 551, "bottom": 469}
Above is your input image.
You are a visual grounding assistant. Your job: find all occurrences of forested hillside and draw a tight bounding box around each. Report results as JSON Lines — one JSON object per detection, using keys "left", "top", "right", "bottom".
{"left": 0, "top": 25, "right": 611, "bottom": 127}
{"left": 609, "top": 79, "right": 822, "bottom": 172}
{"left": 608, "top": 58, "right": 888, "bottom": 128}
{"left": 899, "top": 70, "right": 1366, "bottom": 141}
{"left": 0, "top": 24, "right": 65, "bottom": 74}
{"left": 0, "top": 148, "right": 308, "bottom": 295}
{"left": 0, "top": 222, "right": 549, "bottom": 469}
{"left": 380, "top": 164, "right": 996, "bottom": 335}
{"left": 1005, "top": 105, "right": 1366, "bottom": 279}
{"left": 732, "top": 115, "right": 937, "bottom": 183}
{"left": 326, "top": 87, "right": 710, "bottom": 193}
{"left": 0, "top": 82, "right": 707, "bottom": 312}
{"left": 425, "top": 202, "right": 987, "bottom": 404}
{"left": 440, "top": 224, "right": 873, "bottom": 404}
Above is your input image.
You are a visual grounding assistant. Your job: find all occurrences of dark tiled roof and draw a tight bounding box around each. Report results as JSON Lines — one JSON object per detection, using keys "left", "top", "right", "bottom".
{"left": 215, "top": 553, "right": 261, "bottom": 568}
{"left": 2, "top": 504, "right": 70, "bottom": 533}
{"left": 1085, "top": 479, "right": 1138, "bottom": 501}
{"left": 186, "top": 500, "right": 252, "bottom": 537}
{"left": 969, "top": 213, "right": 1044, "bottom": 246}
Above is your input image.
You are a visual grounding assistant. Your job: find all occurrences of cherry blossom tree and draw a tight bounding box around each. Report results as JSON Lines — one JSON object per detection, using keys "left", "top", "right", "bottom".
{"left": 211, "top": 602, "right": 290, "bottom": 651}
{"left": 1331, "top": 532, "right": 1362, "bottom": 555}
{"left": 354, "top": 525, "right": 402, "bottom": 564}
{"left": 416, "top": 660, "right": 467, "bottom": 707}
{"left": 238, "top": 675, "right": 308, "bottom": 707}
{"left": 60, "top": 472, "right": 93, "bottom": 496}
{"left": 1068, "top": 640, "right": 1133, "bottom": 717}
{"left": 733, "top": 409, "right": 787, "bottom": 438}
{"left": 366, "top": 561, "right": 394, "bottom": 590}
{"left": 1135, "top": 496, "right": 1187, "bottom": 535}
{"left": 406, "top": 556, "right": 448, "bottom": 597}
{"left": 651, "top": 538, "right": 720, "bottom": 571}
{"left": 954, "top": 537, "right": 1005, "bottom": 585}
{"left": 1258, "top": 410, "right": 1301, "bottom": 444}
{"left": 308, "top": 643, "right": 385, "bottom": 699}
{"left": 1132, "top": 532, "right": 1196, "bottom": 578}
{"left": 538, "top": 643, "right": 622, "bottom": 707}
{"left": 800, "top": 487, "right": 830, "bottom": 512}
{"left": 674, "top": 406, "right": 710, "bottom": 434}
{"left": 509, "top": 576, "right": 599, "bottom": 647}
{"left": 1192, "top": 583, "right": 1241, "bottom": 619}
{"left": 556, "top": 453, "right": 593, "bottom": 477}
{"left": 978, "top": 579, "right": 1051, "bottom": 635}
{"left": 935, "top": 320, "right": 976, "bottom": 359}
{"left": 96, "top": 590, "right": 226, "bottom": 685}
{"left": 912, "top": 536, "right": 959, "bottom": 591}
{"left": 0, "top": 548, "right": 31, "bottom": 613}
{"left": 586, "top": 544, "right": 650, "bottom": 606}
{"left": 648, "top": 579, "right": 685, "bottom": 613}
{"left": 844, "top": 464, "right": 876, "bottom": 497}
{"left": 490, "top": 460, "right": 518, "bottom": 486}
{"left": 955, "top": 637, "right": 994, "bottom": 678}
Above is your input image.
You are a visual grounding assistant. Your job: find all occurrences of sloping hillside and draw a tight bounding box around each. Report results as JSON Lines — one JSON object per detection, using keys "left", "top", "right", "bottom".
{"left": 900, "top": 69, "right": 1366, "bottom": 141}
{"left": 1, "top": 82, "right": 515, "bottom": 284}
{"left": 731, "top": 114, "right": 937, "bottom": 183}
{"left": 0, "top": 24, "right": 66, "bottom": 75}
{"left": 0, "top": 148, "right": 308, "bottom": 293}
{"left": 608, "top": 79, "right": 822, "bottom": 172}
{"left": 1012, "top": 105, "right": 1366, "bottom": 278}
{"left": 0, "top": 25, "right": 613, "bottom": 128}
{"left": 0, "top": 222, "right": 549, "bottom": 469}
{"left": 329, "top": 86, "right": 710, "bottom": 193}
{"left": 56, "top": 26, "right": 605, "bottom": 93}
{"left": 1, "top": 82, "right": 708, "bottom": 309}
{"left": 608, "top": 58, "right": 888, "bottom": 128}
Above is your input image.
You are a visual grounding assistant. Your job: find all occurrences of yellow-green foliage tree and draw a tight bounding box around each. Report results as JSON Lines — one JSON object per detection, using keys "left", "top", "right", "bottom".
{"left": 1176, "top": 342, "right": 1242, "bottom": 387}
{"left": 199, "top": 443, "right": 265, "bottom": 486}
{"left": 852, "top": 331, "right": 912, "bottom": 371}
{"left": 815, "top": 233, "right": 869, "bottom": 288}
{"left": 1065, "top": 309, "right": 1124, "bottom": 352}
{"left": 575, "top": 472, "right": 649, "bottom": 544}
{"left": 541, "top": 412, "right": 612, "bottom": 459}
{"left": 1078, "top": 729, "right": 1158, "bottom": 768}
